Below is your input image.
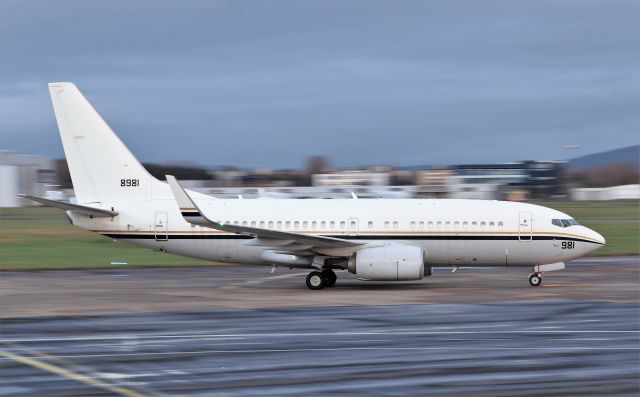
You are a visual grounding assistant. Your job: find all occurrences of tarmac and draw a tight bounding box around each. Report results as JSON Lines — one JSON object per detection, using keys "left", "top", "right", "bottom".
{"left": 1, "top": 256, "right": 639, "bottom": 396}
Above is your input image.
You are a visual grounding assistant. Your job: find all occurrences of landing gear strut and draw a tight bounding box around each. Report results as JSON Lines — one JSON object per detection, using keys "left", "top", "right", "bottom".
{"left": 528, "top": 272, "right": 542, "bottom": 287}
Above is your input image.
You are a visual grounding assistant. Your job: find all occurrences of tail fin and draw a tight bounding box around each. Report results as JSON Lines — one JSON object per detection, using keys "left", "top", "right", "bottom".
{"left": 48, "top": 83, "right": 165, "bottom": 204}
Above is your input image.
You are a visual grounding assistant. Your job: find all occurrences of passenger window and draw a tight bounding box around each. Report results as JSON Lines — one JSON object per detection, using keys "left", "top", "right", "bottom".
{"left": 489, "top": 221, "right": 494, "bottom": 227}
{"left": 436, "top": 221, "right": 442, "bottom": 228}
{"left": 385, "top": 221, "right": 390, "bottom": 228}
{"left": 285, "top": 221, "right": 291, "bottom": 229}
{"left": 454, "top": 221, "right": 459, "bottom": 228}
{"left": 472, "top": 221, "right": 477, "bottom": 228}
{"left": 340, "top": 221, "right": 346, "bottom": 229}
{"left": 351, "top": 221, "right": 356, "bottom": 228}
{"left": 368, "top": 221, "right": 373, "bottom": 228}
{"left": 330, "top": 221, "right": 335, "bottom": 228}
{"left": 277, "top": 221, "right": 282, "bottom": 229}
{"left": 321, "top": 221, "right": 326, "bottom": 228}
{"left": 393, "top": 221, "right": 398, "bottom": 229}
{"left": 428, "top": 221, "right": 434, "bottom": 229}
{"left": 498, "top": 221, "right": 503, "bottom": 227}
{"left": 242, "top": 221, "right": 247, "bottom": 226}
{"left": 445, "top": 221, "right": 451, "bottom": 228}
{"left": 259, "top": 221, "right": 265, "bottom": 228}
{"left": 268, "top": 221, "right": 273, "bottom": 228}
{"left": 234, "top": 221, "right": 239, "bottom": 225}
{"left": 463, "top": 221, "right": 468, "bottom": 228}
{"left": 419, "top": 221, "right": 424, "bottom": 228}
{"left": 410, "top": 221, "right": 416, "bottom": 228}
{"left": 250, "top": 221, "right": 256, "bottom": 227}
{"left": 312, "top": 221, "right": 317, "bottom": 228}
{"left": 294, "top": 221, "right": 299, "bottom": 229}
{"left": 480, "top": 221, "right": 486, "bottom": 228}
{"left": 303, "top": 221, "right": 308, "bottom": 228}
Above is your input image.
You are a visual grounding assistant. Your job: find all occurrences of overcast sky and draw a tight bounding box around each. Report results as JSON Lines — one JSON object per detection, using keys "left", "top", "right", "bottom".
{"left": 1, "top": 0, "right": 638, "bottom": 169}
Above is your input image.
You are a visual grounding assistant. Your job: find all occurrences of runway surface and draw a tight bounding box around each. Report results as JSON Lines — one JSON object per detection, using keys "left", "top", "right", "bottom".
{"left": 1, "top": 256, "right": 639, "bottom": 396}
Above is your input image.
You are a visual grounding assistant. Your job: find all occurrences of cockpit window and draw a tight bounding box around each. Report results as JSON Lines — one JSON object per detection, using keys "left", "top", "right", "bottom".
{"left": 552, "top": 218, "right": 579, "bottom": 228}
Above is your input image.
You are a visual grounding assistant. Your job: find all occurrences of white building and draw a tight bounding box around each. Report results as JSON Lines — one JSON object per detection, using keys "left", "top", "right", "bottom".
{"left": 312, "top": 171, "right": 391, "bottom": 187}
{"left": 0, "top": 151, "right": 57, "bottom": 207}
{"left": 448, "top": 175, "right": 501, "bottom": 200}
{"left": 570, "top": 184, "right": 640, "bottom": 201}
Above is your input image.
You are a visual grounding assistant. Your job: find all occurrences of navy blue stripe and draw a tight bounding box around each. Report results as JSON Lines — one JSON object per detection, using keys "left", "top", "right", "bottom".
{"left": 181, "top": 211, "right": 201, "bottom": 217}
{"left": 100, "top": 233, "right": 601, "bottom": 244}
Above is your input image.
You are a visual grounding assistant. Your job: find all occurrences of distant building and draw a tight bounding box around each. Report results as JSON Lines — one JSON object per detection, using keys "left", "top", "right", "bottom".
{"left": 570, "top": 184, "right": 640, "bottom": 201}
{"left": 414, "top": 168, "right": 454, "bottom": 198}
{"left": 0, "top": 151, "right": 57, "bottom": 207}
{"left": 450, "top": 161, "right": 563, "bottom": 200}
{"left": 312, "top": 171, "right": 391, "bottom": 187}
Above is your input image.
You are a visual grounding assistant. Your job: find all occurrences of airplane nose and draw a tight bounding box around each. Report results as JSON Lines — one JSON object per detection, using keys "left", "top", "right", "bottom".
{"left": 588, "top": 227, "right": 606, "bottom": 246}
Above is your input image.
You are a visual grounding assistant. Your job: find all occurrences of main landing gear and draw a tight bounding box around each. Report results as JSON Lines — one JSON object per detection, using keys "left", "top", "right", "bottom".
{"left": 528, "top": 272, "right": 542, "bottom": 287}
{"left": 305, "top": 269, "right": 337, "bottom": 290}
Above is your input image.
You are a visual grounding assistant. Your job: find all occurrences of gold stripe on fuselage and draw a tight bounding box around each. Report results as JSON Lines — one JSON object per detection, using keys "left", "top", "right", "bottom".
{"left": 91, "top": 229, "right": 602, "bottom": 244}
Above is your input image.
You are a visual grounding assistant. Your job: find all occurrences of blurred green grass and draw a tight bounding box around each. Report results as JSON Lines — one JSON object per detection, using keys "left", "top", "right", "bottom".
{"left": 0, "top": 207, "right": 209, "bottom": 270}
{"left": 0, "top": 201, "right": 638, "bottom": 270}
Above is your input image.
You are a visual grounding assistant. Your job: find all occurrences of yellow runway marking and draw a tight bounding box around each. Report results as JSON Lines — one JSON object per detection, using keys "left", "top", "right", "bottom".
{"left": 0, "top": 349, "right": 148, "bottom": 397}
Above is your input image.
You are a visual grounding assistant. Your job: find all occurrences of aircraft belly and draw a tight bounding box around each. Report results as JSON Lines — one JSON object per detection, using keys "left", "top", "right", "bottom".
{"left": 418, "top": 240, "right": 558, "bottom": 267}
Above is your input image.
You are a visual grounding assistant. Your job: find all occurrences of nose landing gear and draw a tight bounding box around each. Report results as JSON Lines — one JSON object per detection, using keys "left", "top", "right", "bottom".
{"left": 528, "top": 272, "right": 542, "bottom": 287}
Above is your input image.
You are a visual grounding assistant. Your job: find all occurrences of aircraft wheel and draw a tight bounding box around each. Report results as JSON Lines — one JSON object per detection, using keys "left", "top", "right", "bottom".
{"left": 306, "top": 271, "right": 325, "bottom": 290}
{"left": 529, "top": 273, "right": 542, "bottom": 287}
{"left": 322, "top": 269, "right": 337, "bottom": 287}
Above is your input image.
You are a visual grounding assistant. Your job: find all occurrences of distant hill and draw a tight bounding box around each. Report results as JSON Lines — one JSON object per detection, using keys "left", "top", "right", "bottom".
{"left": 567, "top": 145, "right": 639, "bottom": 169}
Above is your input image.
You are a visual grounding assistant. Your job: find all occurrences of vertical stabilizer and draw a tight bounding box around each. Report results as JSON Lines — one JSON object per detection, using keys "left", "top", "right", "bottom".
{"left": 48, "top": 83, "right": 165, "bottom": 203}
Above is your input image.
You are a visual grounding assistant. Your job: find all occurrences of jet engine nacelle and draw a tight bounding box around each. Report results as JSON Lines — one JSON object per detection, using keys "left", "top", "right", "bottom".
{"left": 348, "top": 245, "right": 425, "bottom": 281}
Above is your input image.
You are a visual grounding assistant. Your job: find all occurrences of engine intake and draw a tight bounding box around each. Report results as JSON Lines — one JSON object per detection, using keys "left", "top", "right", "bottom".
{"left": 348, "top": 245, "right": 425, "bottom": 281}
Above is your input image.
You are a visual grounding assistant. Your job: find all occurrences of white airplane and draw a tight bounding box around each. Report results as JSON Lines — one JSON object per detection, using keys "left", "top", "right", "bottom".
{"left": 21, "top": 83, "right": 605, "bottom": 290}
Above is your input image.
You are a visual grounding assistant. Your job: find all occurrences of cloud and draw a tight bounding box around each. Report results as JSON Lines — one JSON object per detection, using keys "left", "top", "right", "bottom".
{"left": 0, "top": 0, "right": 638, "bottom": 168}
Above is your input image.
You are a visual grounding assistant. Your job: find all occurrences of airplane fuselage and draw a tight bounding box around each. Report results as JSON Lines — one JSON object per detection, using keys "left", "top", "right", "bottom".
{"left": 69, "top": 197, "right": 604, "bottom": 268}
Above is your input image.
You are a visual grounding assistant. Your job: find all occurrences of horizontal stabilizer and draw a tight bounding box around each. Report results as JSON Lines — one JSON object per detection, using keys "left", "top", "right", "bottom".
{"left": 17, "top": 195, "right": 118, "bottom": 218}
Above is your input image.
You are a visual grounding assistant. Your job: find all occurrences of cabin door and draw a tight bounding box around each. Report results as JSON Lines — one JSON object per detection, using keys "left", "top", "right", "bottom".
{"left": 154, "top": 212, "right": 168, "bottom": 241}
{"left": 518, "top": 212, "right": 532, "bottom": 241}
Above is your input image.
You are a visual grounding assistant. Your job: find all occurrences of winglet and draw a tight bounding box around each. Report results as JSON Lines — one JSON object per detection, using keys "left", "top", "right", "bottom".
{"left": 165, "top": 175, "right": 199, "bottom": 215}
{"left": 166, "top": 175, "right": 220, "bottom": 228}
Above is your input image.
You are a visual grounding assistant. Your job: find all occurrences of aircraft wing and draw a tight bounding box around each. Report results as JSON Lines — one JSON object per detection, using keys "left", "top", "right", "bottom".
{"left": 165, "top": 175, "right": 362, "bottom": 254}
{"left": 17, "top": 194, "right": 118, "bottom": 218}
